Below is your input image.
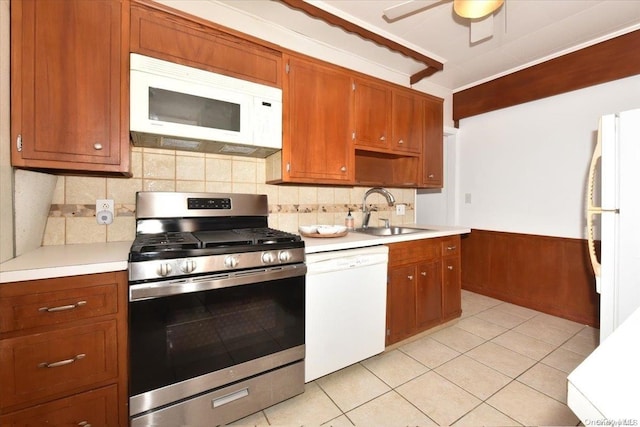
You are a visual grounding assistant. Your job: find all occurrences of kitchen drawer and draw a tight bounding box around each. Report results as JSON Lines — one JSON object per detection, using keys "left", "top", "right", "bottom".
{"left": 0, "top": 284, "right": 117, "bottom": 334}
{"left": 0, "top": 385, "right": 118, "bottom": 426}
{"left": 388, "top": 238, "right": 441, "bottom": 266}
{"left": 441, "top": 236, "right": 460, "bottom": 257}
{"left": 0, "top": 320, "right": 118, "bottom": 409}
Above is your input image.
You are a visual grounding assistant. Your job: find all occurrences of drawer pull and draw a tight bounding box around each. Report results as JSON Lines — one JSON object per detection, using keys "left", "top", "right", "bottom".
{"left": 420, "top": 271, "right": 427, "bottom": 276}
{"left": 78, "top": 422, "right": 92, "bottom": 427}
{"left": 447, "top": 265, "right": 454, "bottom": 270}
{"left": 446, "top": 245, "right": 457, "bottom": 251}
{"left": 407, "top": 275, "right": 414, "bottom": 280}
{"left": 39, "top": 300, "right": 87, "bottom": 312}
{"left": 38, "top": 353, "right": 86, "bottom": 368}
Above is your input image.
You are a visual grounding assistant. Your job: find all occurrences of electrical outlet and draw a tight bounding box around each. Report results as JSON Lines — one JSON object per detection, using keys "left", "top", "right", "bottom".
{"left": 396, "top": 204, "right": 406, "bottom": 216}
{"left": 96, "top": 199, "right": 114, "bottom": 225}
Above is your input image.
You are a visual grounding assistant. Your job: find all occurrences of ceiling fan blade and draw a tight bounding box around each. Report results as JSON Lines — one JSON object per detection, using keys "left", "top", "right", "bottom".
{"left": 383, "top": 0, "right": 443, "bottom": 21}
{"left": 469, "top": 13, "right": 494, "bottom": 43}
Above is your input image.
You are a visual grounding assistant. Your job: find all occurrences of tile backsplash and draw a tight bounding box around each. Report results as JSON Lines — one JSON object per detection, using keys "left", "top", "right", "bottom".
{"left": 42, "top": 147, "right": 416, "bottom": 245}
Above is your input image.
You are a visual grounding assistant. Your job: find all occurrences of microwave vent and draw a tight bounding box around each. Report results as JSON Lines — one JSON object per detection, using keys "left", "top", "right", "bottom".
{"left": 130, "top": 131, "right": 279, "bottom": 159}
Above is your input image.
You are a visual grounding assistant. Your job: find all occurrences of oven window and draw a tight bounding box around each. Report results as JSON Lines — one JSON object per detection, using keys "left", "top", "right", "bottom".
{"left": 148, "top": 87, "right": 241, "bottom": 131}
{"left": 129, "top": 276, "right": 304, "bottom": 397}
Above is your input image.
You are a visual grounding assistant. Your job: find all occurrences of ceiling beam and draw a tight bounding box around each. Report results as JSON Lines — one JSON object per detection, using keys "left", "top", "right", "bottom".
{"left": 453, "top": 29, "right": 640, "bottom": 122}
{"left": 277, "top": 0, "right": 443, "bottom": 82}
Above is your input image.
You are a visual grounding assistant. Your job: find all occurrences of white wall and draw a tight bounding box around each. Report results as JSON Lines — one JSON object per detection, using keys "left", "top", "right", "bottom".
{"left": 454, "top": 75, "right": 640, "bottom": 239}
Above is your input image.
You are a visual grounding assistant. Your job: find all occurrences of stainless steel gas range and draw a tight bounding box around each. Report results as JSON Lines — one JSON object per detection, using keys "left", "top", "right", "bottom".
{"left": 127, "top": 192, "right": 306, "bottom": 426}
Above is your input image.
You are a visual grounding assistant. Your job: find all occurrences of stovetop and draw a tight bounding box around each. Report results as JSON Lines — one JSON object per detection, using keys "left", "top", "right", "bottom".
{"left": 129, "top": 228, "right": 303, "bottom": 262}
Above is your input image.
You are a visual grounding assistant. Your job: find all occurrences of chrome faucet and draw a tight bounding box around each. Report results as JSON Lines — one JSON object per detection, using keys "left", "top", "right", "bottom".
{"left": 361, "top": 187, "right": 395, "bottom": 229}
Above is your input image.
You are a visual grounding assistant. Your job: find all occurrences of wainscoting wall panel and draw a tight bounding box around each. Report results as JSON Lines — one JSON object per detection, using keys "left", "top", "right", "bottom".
{"left": 461, "top": 229, "right": 599, "bottom": 327}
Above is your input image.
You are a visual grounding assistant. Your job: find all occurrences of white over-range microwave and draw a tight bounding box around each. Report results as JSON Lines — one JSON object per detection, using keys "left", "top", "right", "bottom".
{"left": 129, "top": 53, "right": 282, "bottom": 158}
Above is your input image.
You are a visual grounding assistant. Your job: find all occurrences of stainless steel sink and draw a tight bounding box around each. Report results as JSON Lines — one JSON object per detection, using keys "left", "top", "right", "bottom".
{"left": 355, "top": 226, "right": 432, "bottom": 236}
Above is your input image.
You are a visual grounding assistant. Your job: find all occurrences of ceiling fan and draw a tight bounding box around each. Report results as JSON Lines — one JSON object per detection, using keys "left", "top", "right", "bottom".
{"left": 383, "top": 0, "right": 505, "bottom": 43}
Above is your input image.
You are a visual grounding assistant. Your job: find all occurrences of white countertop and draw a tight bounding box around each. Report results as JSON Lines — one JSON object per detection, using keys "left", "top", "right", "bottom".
{"left": 0, "top": 241, "right": 132, "bottom": 283}
{"left": 567, "top": 306, "right": 640, "bottom": 422}
{"left": 303, "top": 224, "right": 470, "bottom": 253}
{"left": 0, "top": 225, "right": 470, "bottom": 283}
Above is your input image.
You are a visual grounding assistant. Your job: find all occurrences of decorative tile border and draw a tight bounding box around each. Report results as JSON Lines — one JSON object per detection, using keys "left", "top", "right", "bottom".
{"left": 48, "top": 203, "right": 413, "bottom": 217}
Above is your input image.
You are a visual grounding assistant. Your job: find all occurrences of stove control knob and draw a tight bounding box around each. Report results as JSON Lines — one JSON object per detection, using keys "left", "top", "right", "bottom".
{"left": 224, "top": 256, "right": 239, "bottom": 269}
{"left": 262, "top": 252, "right": 275, "bottom": 264}
{"left": 278, "top": 251, "right": 291, "bottom": 263}
{"left": 180, "top": 259, "right": 197, "bottom": 274}
{"left": 157, "top": 263, "right": 173, "bottom": 277}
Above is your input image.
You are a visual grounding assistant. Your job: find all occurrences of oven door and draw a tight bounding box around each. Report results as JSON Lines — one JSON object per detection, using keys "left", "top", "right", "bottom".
{"left": 128, "top": 265, "right": 305, "bottom": 417}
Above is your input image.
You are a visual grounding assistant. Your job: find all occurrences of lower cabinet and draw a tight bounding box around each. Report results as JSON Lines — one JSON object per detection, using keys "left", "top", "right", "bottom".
{"left": 386, "top": 236, "right": 461, "bottom": 346}
{"left": 0, "top": 271, "right": 128, "bottom": 426}
{"left": 0, "top": 385, "right": 119, "bottom": 426}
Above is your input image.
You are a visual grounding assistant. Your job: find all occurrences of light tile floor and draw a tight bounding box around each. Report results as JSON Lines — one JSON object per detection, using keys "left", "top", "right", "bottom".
{"left": 230, "top": 290, "right": 598, "bottom": 426}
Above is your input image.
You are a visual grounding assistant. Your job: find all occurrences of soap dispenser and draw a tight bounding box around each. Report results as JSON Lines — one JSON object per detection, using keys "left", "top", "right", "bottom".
{"left": 345, "top": 209, "right": 355, "bottom": 231}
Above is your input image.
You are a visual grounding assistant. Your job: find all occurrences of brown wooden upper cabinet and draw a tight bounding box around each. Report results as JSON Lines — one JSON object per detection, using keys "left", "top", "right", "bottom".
{"left": 267, "top": 55, "right": 355, "bottom": 185}
{"left": 129, "top": 1, "right": 282, "bottom": 87}
{"left": 10, "top": 0, "right": 131, "bottom": 175}
{"left": 422, "top": 96, "right": 444, "bottom": 188}
{"left": 354, "top": 79, "right": 423, "bottom": 156}
{"left": 353, "top": 78, "right": 391, "bottom": 151}
{"left": 392, "top": 89, "right": 423, "bottom": 154}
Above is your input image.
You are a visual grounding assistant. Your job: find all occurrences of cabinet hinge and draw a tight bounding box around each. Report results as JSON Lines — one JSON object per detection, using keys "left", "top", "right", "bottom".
{"left": 386, "top": 328, "right": 391, "bottom": 336}
{"left": 286, "top": 162, "right": 291, "bottom": 173}
{"left": 352, "top": 131, "right": 356, "bottom": 140}
{"left": 285, "top": 62, "right": 290, "bottom": 74}
{"left": 16, "top": 134, "right": 22, "bottom": 152}
{"left": 352, "top": 82, "right": 356, "bottom": 91}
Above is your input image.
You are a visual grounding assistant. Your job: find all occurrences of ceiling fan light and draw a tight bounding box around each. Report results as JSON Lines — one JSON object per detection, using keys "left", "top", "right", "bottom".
{"left": 453, "top": 0, "right": 504, "bottom": 19}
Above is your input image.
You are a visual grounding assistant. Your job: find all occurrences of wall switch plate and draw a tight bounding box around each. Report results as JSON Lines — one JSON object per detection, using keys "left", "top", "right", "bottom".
{"left": 396, "top": 204, "right": 406, "bottom": 216}
{"left": 96, "top": 199, "right": 114, "bottom": 225}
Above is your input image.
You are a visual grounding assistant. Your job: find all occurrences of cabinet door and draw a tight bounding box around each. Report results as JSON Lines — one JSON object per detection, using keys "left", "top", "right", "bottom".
{"left": 422, "top": 97, "right": 444, "bottom": 188}
{"left": 0, "top": 385, "right": 118, "bottom": 427}
{"left": 130, "top": 3, "right": 281, "bottom": 87}
{"left": 391, "top": 90, "right": 423, "bottom": 154}
{"left": 386, "top": 265, "right": 417, "bottom": 345}
{"left": 443, "top": 256, "right": 462, "bottom": 320}
{"left": 353, "top": 78, "right": 390, "bottom": 150}
{"left": 283, "top": 56, "right": 354, "bottom": 183}
{"left": 10, "top": 0, "right": 130, "bottom": 174}
{"left": 416, "top": 260, "right": 442, "bottom": 329}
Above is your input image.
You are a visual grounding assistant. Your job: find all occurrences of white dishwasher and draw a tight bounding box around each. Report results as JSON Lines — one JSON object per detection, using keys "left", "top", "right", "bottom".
{"left": 305, "top": 245, "right": 389, "bottom": 382}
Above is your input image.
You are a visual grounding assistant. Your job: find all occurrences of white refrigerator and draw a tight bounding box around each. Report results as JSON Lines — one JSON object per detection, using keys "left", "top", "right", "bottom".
{"left": 586, "top": 108, "right": 640, "bottom": 343}
{"left": 566, "top": 110, "right": 640, "bottom": 422}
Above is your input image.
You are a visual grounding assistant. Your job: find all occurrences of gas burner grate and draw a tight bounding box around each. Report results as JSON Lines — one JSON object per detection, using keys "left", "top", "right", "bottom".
{"left": 136, "top": 232, "right": 201, "bottom": 252}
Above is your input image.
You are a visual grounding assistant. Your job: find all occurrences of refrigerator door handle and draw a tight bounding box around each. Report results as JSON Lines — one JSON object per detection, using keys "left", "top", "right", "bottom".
{"left": 586, "top": 119, "right": 603, "bottom": 280}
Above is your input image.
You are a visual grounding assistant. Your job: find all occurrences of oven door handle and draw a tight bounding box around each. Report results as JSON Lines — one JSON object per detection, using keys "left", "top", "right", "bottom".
{"left": 129, "top": 264, "right": 306, "bottom": 301}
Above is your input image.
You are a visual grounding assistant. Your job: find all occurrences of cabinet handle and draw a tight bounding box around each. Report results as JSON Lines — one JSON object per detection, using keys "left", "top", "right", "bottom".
{"left": 428, "top": 173, "right": 435, "bottom": 179}
{"left": 78, "top": 422, "right": 92, "bottom": 427}
{"left": 340, "top": 166, "right": 347, "bottom": 172}
{"left": 39, "top": 300, "right": 87, "bottom": 312}
{"left": 447, "top": 265, "right": 454, "bottom": 270}
{"left": 420, "top": 271, "right": 427, "bottom": 276}
{"left": 407, "top": 275, "right": 414, "bottom": 280}
{"left": 38, "top": 353, "right": 86, "bottom": 368}
{"left": 398, "top": 139, "right": 404, "bottom": 144}
{"left": 93, "top": 143, "right": 103, "bottom": 150}
{"left": 446, "top": 245, "right": 457, "bottom": 251}
{"left": 379, "top": 135, "right": 386, "bottom": 141}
